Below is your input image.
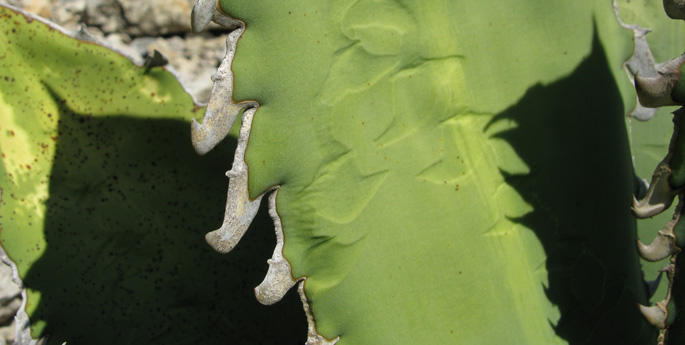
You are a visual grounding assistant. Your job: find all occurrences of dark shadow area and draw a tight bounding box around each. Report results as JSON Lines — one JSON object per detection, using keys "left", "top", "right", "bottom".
{"left": 23, "top": 91, "right": 305, "bottom": 344}
{"left": 485, "top": 30, "right": 657, "bottom": 344}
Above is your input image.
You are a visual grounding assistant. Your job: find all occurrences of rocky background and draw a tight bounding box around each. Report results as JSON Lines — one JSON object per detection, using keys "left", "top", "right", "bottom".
{"left": 0, "top": 0, "right": 228, "bottom": 343}
{"left": 5, "top": 0, "right": 227, "bottom": 103}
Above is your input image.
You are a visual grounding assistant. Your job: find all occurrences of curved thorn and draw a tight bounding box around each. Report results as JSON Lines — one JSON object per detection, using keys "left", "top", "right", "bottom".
{"left": 190, "top": 0, "right": 216, "bottom": 33}
{"left": 637, "top": 200, "right": 684, "bottom": 262}
{"left": 635, "top": 74, "right": 678, "bottom": 108}
{"left": 635, "top": 54, "right": 685, "bottom": 108}
{"left": 211, "top": 5, "right": 243, "bottom": 29}
{"left": 191, "top": 27, "right": 257, "bottom": 155}
{"left": 191, "top": 0, "right": 242, "bottom": 32}
{"left": 255, "top": 189, "right": 297, "bottom": 305}
{"left": 255, "top": 257, "right": 297, "bottom": 305}
{"left": 639, "top": 302, "right": 669, "bottom": 329}
{"left": 636, "top": 231, "right": 679, "bottom": 261}
{"left": 632, "top": 164, "right": 677, "bottom": 218}
{"left": 205, "top": 107, "right": 262, "bottom": 254}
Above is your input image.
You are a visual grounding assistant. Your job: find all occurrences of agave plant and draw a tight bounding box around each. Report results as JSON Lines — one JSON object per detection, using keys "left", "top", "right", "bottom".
{"left": 626, "top": 1, "right": 685, "bottom": 344}
{"left": 1, "top": 0, "right": 684, "bottom": 344}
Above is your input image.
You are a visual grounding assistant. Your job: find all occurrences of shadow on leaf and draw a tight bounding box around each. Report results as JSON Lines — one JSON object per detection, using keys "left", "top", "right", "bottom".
{"left": 486, "top": 29, "right": 656, "bottom": 344}
{"left": 24, "top": 90, "right": 305, "bottom": 345}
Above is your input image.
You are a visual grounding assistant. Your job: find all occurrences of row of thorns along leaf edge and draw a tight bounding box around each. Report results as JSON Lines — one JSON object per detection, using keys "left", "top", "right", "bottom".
{"left": 189, "top": 1, "right": 338, "bottom": 344}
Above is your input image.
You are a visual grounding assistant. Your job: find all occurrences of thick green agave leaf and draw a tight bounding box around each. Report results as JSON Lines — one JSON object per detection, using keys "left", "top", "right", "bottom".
{"left": 192, "top": 0, "right": 658, "bottom": 344}
{"left": 0, "top": 5, "right": 307, "bottom": 344}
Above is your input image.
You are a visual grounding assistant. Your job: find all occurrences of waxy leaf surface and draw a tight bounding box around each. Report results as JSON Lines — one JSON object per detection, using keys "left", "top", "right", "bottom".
{"left": 214, "top": 0, "right": 657, "bottom": 343}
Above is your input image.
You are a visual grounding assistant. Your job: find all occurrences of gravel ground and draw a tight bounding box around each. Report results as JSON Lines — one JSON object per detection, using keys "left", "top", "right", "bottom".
{"left": 1, "top": 1, "right": 228, "bottom": 343}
